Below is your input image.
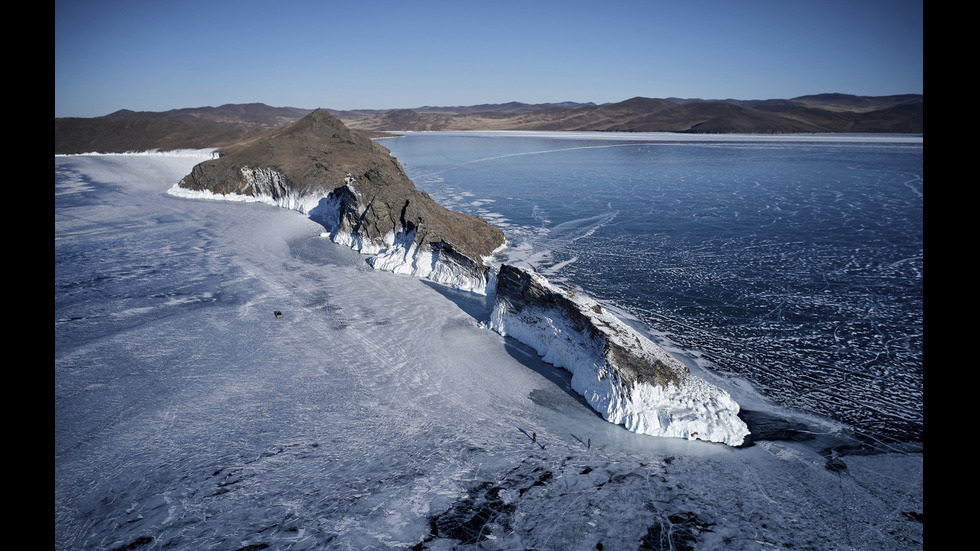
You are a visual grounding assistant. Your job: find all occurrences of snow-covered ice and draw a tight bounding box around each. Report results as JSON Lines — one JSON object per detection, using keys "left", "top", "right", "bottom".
{"left": 56, "top": 151, "right": 923, "bottom": 550}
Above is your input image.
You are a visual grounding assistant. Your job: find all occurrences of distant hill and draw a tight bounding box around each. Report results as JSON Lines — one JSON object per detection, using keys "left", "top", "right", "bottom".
{"left": 55, "top": 103, "right": 316, "bottom": 155}
{"left": 102, "top": 102, "right": 313, "bottom": 127}
{"left": 333, "top": 94, "right": 922, "bottom": 134}
{"left": 54, "top": 94, "right": 921, "bottom": 154}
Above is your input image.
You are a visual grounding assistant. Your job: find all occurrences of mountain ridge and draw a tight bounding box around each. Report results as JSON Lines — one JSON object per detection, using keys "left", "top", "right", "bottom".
{"left": 55, "top": 93, "right": 922, "bottom": 155}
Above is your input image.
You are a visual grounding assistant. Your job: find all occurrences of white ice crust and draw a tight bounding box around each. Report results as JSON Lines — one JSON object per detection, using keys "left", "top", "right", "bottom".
{"left": 487, "top": 268, "right": 750, "bottom": 446}
{"left": 167, "top": 176, "right": 320, "bottom": 214}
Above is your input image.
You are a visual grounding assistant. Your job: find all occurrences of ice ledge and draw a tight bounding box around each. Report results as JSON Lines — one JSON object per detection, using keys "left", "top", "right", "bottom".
{"left": 334, "top": 225, "right": 495, "bottom": 295}
{"left": 487, "top": 264, "right": 750, "bottom": 446}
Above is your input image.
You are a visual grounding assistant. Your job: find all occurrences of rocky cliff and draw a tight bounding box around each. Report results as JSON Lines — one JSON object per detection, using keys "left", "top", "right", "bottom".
{"left": 173, "top": 109, "right": 505, "bottom": 292}
{"left": 488, "top": 264, "right": 750, "bottom": 446}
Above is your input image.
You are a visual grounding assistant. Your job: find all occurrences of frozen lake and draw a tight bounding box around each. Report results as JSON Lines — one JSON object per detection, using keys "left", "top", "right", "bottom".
{"left": 55, "top": 149, "right": 923, "bottom": 550}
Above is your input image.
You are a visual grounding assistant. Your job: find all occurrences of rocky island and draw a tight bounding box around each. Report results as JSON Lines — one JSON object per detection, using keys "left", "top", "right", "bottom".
{"left": 170, "top": 109, "right": 750, "bottom": 446}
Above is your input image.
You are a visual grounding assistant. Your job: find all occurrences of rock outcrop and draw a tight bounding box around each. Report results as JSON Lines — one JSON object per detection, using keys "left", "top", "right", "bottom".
{"left": 488, "top": 264, "right": 750, "bottom": 446}
{"left": 173, "top": 109, "right": 505, "bottom": 292}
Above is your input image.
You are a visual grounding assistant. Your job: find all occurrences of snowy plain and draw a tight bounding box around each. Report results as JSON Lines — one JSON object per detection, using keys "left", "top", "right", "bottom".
{"left": 55, "top": 150, "right": 923, "bottom": 550}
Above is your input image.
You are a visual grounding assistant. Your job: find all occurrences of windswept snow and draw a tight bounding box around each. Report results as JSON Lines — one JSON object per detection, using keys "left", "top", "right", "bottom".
{"left": 169, "top": 164, "right": 750, "bottom": 444}
{"left": 56, "top": 151, "right": 923, "bottom": 551}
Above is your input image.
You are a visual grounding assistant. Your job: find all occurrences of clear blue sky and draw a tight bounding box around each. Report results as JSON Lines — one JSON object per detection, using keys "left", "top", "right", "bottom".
{"left": 55, "top": 0, "right": 923, "bottom": 118}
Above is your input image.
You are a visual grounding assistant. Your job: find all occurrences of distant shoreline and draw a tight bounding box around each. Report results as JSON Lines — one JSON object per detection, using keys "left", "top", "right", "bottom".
{"left": 376, "top": 129, "right": 923, "bottom": 143}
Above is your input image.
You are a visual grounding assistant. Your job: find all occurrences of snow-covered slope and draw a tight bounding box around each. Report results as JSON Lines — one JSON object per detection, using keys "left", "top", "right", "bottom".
{"left": 57, "top": 153, "right": 922, "bottom": 551}
{"left": 165, "top": 108, "right": 749, "bottom": 445}
{"left": 488, "top": 264, "right": 750, "bottom": 446}
{"left": 170, "top": 170, "right": 748, "bottom": 444}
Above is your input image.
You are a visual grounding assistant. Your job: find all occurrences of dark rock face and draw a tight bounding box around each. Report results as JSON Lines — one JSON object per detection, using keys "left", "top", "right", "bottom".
{"left": 176, "top": 109, "right": 505, "bottom": 277}
{"left": 495, "top": 263, "right": 600, "bottom": 339}
{"left": 494, "top": 264, "right": 684, "bottom": 392}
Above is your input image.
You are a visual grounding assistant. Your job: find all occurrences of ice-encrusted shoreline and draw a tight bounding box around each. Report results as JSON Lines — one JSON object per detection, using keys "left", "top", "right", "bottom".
{"left": 488, "top": 264, "right": 749, "bottom": 446}
{"left": 167, "top": 181, "right": 320, "bottom": 212}
{"left": 168, "top": 179, "right": 496, "bottom": 294}
{"left": 167, "top": 182, "right": 749, "bottom": 446}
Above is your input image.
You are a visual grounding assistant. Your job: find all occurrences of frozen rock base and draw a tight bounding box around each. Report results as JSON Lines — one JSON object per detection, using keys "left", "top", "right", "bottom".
{"left": 488, "top": 264, "right": 750, "bottom": 446}
{"left": 170, "top": 173, "right": 496, "bottom": 295}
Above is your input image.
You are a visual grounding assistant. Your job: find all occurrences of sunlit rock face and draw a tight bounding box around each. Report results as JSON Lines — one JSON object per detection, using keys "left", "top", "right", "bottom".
{"left": 489, "top": 264, "right": 750, "bottom": 446}
{"left": 175, "top": 109, "right": 504, "bottom": 292}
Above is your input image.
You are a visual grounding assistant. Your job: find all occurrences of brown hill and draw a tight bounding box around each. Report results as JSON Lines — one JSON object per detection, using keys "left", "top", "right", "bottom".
{"left": 54, "top": 116, "right": 262, "bottom": 155}
{"left": 103, "top": 102, "right": 312, "bottom": 127}
{"left": 787, "top": 93, "right": 923, "bottom": 113}
{"left": 337, "top": 94, "right": 923, "bottom": 134}
{"left": 54, "top": 94, "right": 922, "bottom": 155}
{"left": 55, "top": 103, "right": 316, "bottom": 155}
